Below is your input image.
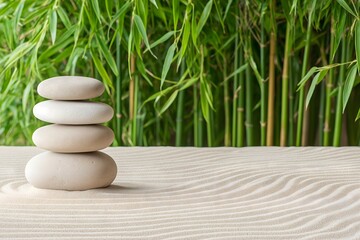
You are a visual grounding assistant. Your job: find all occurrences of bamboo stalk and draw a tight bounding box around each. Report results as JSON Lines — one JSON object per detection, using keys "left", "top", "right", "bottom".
{"left": 232, "top": 18, "right": 239, "bottom": 147}
{"left": 129, "top": 54, "right": 135, "bottom": 121}
{"left": 198, "top": 101, "right": 203, "bottom": 147}
{"left": 288, "top": 53, "right": 294, "bottom": 145}
{"left": 302, "top": 83, "right": 310, "bottom": 146}
{"left": 236, "top": 49, "right": 245, "bottom": 147}
{"left": 296, "top": 11, "right": 313, "bottom": 146}
{"left": 317, "top": 39, "right": 328, "bottom": 145}
{"left": 210, "top": 107, "right": 215, "bottom": 146}
{"left": 175, "top": 61, "right": 186, "bottom": 146}
{"left": 318, "top": 82, "right": 325, "bottom": 145}
{"left": 130, "top": 54, "right": 136, "bottom": 145}
{"left": 137, "top": 80, "right": 142, "bottom": 146}
{"left": 206, "top": 105, "right": 213, "bottom": 147}
{"left": 115, "top": 21, "right": 122, "bottom": 146}
{"left": 131, "top": 72, "right": 138, "bottom": 146}
{"left": 333, "top": 39, "right": 347, "bottom": 146}
{"left": 275, "top": 77, "right": 281, "bottom": 145}
{"left": 324, "top": 16, "right": 335, "bottom": 146}
{"left": 156, "top": 114, "right": 160, "bottom": 145}
{"left": 245, "top": 38, "right": 254, "bottom": 146}
{"left": 224, "top": 57, "right": 231, "bottom": 146}
{"left": 201, "top": 46, "right": 213, "bottom": 147}
{"left": 194, "top": 84, "right": 199, "bottom": 146}
{"left": 280, "top": 23, "right": 291, "bottom": 146}
{"left": 260, "top": 4, "right": 267, "bottom": 146}
{"left": 266, "top": 0, "right": 276, "bottom": 146}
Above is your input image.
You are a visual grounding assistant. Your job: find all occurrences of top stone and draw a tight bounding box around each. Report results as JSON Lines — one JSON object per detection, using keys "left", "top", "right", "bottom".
{"left": 37, "top": 76, "right": 105, "bottom": 100}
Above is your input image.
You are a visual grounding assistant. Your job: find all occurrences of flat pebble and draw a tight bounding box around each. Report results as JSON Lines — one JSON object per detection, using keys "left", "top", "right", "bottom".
{"left": 33, "top": 100, "right": 113, "bottom": 124}
{"left": 25, "top": 151, "right": 117, "bottom": 191}
{"left": 33, "top": 124, "right": 114, "bottom": 153}
{"left": 37, "top": 76, "right": 104, "bottom": 100}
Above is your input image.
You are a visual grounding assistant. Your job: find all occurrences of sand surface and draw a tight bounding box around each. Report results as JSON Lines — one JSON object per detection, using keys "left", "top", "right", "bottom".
{"left": 0, "top": 147, "right": 360, "bottom": 239}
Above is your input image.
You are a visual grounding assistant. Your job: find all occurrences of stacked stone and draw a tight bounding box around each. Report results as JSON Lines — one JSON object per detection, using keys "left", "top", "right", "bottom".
{"left": 25, "top": 76, "right": 117, "bottom": 191}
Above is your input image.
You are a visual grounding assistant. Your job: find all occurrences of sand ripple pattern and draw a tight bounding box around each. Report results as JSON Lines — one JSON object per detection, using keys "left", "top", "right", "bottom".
{"left": 0, "top": 146, "right": 360, "bottom": 239}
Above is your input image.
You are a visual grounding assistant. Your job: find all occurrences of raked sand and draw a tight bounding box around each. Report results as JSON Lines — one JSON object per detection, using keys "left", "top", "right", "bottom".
{"left": 0, "top": 147, "right": 360, "bottom": 239}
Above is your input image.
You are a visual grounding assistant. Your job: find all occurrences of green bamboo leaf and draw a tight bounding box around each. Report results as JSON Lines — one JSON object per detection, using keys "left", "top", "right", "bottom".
{"left": 177, "top": 7, "right": 191, "bottom": 67}
{"left": 13, "top": 0, "right": 24, "bottom": 29}
{"left": 49, "top": 9, "right": 57, "bottom": 44}
{"left": 53, "top": 46, "right": 73, "bottom": 64}
{"left": 136, "top": 59, "right": 153, "bottom": 86}
{"left": 342, "top": 64, "right": 358, "bottom": 112}
{"left": 297, "top": 67, "right": 318, "bottom": 89}
{"left": 196, "top": 0, "right": 213, "bottom": 38}
{"left": 22, "top": 82, "right": 33, "bottom": 113}
{"left": 136, "top": 0, "right": 147, "bottom": 21}
{"left": 289, "top": 0, "right": 298, "bottom": 14}
{"left": 127, "top": 27, "right": 133, "bottom": 75}
{"left": 280, "top": 0, "right": 291, "bottom": 21}
{"left": 0, "top": 1, "right": 17, "bottom": 18}
{"left": 153, "top": 1, "right": 166, "bottom": 24}
{"left": 144, "top": 86, "right": 176, "bottom": 105}
{"left": 109, "top": 17, "right": 124, "bottom": 48}
{"left": 177, "top": 18, "right": 190, "bottom": 68}
{"left": 355, "top": 21, "right": 360, "bottom": 73}
{"left": 84, "top": 4, "right": 97, "bottom": 30}
{"left": 223, "top": 0, "right": 233, "bottom": 21}
{"left": 91, "top": 49, "right": 114, "bottom": 92}
{"left": 65, "top": 47, "right": 83, "bottom": 72}
{"left": 356, "top": 108, "right": 360, "bottom": 121}
{"left": 109, "top": 1, "right": 131, "bottom": 28}
{"left": 91, "top": 0, "right": 101, "bottom": 22}
{"left": 330, "top": 88, "right": 338, "bottom": 97}
{"left": 133, "top": 14, "right": 157, "bottom": 58}
{"left": 96, "top": 34, "right": 119, "bottom": 76}
{"left": 3, "top": 42, "right": 35, "bottom": 70}
{"left": 332, "top": 12, "right": 346, "bottom": 61}
{"left": 179, "top": 77, "right": 199, "bottom": 91}
{"left": 159, "top": 90, "right": 178, "bottom": 115}
{"left": 336, "top": 0, "right": 357, "bottom": 18}
{"left": 161, "top": 43, "right": 176, "bottom": 89}
{"left": 172, "top": 0, "right": 179, "bottom": 30}
{"left": 56, "top": 6, "right": 71, "bottom": 29}
{"left": 147, "top": 31, "right": 174, "bottom": 51}
{"left": 150, "top": 0, "right": 158, "bottom": 9}
{"left": 204, "top": 81, "right": 214, "bottom": 109}
{"left": 2, "top": 68, "right": 18, "bottom": 96}
{"left": 200, "top": 81, "right": 210, "bottom": 122}
{"left": 105, "top": 0, "right": 113, "bottom": 19}
{"left": 226, "top": 63, "right": 248, "bottom": 80}
{"left": 248, "top": 56, "right": 263, "bottom": 86}
{"left": 39, "top": 37, "right": 73, "bottom": 61}
{"left": 213, "top": 1, "right": 224, "bottom": 31}
{"left": 219, "top": 33, "right": 236, "bottom": 51}
{"left": 306, "top": 69, "right": 328, "bottom": 108}
{"left": 191, "top": 5, "right": 198, "bottom": 49}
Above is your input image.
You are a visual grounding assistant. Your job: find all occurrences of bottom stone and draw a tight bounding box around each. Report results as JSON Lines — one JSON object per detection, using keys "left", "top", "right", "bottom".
{"left": 25, "top": 151, "right": 117, "bottom": 191}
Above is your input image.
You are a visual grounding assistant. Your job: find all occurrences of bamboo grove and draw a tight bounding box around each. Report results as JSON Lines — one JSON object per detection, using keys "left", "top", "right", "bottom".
{"left": 0, "top": 0, "right": 360, "bottom": 146}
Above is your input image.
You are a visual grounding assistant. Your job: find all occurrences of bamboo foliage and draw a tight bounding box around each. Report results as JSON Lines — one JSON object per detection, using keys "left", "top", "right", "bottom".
{"left": 0, "top": 0, "right": 359, "bottom": 147}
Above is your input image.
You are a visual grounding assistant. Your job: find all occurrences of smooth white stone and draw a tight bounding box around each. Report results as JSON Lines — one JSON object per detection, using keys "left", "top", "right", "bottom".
{"left": 37, "top": 76, "right": 105, "bottom": 100}
{"left": 25, "top": 151, "right": 117, "bottom": 191}
{"left": 33, "top": 124, "right": 114, "bottom": 153}
{"left": 33, "top": 100, "right": 114, "bottom": 124}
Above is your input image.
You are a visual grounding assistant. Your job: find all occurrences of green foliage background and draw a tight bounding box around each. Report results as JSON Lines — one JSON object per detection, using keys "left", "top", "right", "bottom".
{"left": 0, "top": 0, "right": 360, "bottom": 146}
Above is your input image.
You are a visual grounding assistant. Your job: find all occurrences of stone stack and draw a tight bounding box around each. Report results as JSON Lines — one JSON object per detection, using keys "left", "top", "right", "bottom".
{"left": 25, "top": 76, "right": 117, "bottom": 191}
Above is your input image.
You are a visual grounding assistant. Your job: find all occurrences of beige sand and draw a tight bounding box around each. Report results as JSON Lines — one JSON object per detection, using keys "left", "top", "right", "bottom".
{"left": 0, "top": 147, "right": 360, "bottom": 239}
